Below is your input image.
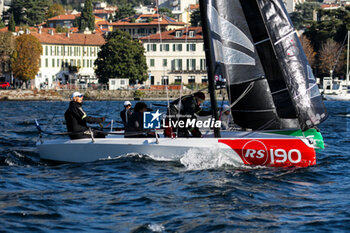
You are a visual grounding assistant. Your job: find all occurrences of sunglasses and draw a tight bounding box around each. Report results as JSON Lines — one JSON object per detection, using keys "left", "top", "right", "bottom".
{"left": 77, "top": 95, "right": 83, "bottom": 97}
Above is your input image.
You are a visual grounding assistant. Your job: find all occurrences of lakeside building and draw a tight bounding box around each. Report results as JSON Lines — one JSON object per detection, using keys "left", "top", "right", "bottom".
{"left": 107, "top": 14, "right": 186, "bottom": 39}
{"left": 158, "top": 0, "right": 198, "bottom": 23}
{"left": 44, "top": 14, "right": 106, "bottom": 29}
{"left": 30, "top": 29, "right": 105, "bottom": 89}
{"left": 140, "top": 27, "right": 207, "bottom": 86}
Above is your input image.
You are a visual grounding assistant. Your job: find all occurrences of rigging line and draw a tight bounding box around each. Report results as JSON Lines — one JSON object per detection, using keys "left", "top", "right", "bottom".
{"left": 228, "top": 81, "right": 254, "bottom": 110}
{"left": 331, "top": 32, "right": 348, "bottom": 73}
{"left": 274, "top": 30, "right": 296, "bottom": 45}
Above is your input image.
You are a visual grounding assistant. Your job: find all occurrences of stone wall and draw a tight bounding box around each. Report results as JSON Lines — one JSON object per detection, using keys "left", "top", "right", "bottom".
{"left": 0, "top": 89, "right": 227, "bottom": 101}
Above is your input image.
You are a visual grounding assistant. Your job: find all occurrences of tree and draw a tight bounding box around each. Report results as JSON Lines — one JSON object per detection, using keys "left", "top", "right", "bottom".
{"left": 290, "top": 2, "right": 320, "bottom": 29}
{"left": 46, "top": 3, "right": 65, "bottom": 19}
{"left": 158, "top": 7, "right": 174, "bottom": 18}
{"left": 299, "top": 35, "right": 316, "bottom": 67}
{"left": 11, "top": 34, "right": 42, "bottom": 82}
{"left": 9, "top": 0, "right": 51, "bottom": 26}
{"left": 114, "top": 3, "right": 136, "bottom": 21}
{"left": 318, "top": 39, "right": 344, "bottom": 76}
{"left": 8, "top": 14, "right": 15, "bottom": 32}
{"left": 95, "top": 29, "right": 147, "bottom": 84}
{"left": 79, "top": 0, "right": 95, "bottom": 31}
{"left": 0, "top": 31, "right": 15, "bottom": 64}
{"left": 190, "top": 9, "right": 201, "bottom": 27}
{"left": 0, "top": 18, "right": 5, "bottom": 29}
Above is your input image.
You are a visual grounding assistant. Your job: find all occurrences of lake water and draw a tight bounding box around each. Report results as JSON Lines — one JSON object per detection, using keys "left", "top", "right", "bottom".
{"left": 0, "top": 100, "right": 349, "bottom": 232}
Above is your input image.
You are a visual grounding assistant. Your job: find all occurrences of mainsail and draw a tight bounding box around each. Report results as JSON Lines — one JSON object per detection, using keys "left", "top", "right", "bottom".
{"left": 201, "top": 0, "right": 327, "bottom": 130}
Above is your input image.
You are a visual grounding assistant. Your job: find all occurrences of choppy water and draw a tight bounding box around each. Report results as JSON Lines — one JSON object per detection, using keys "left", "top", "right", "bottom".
{"left": 0, "top": 100, "right": 349, "bottom": 232}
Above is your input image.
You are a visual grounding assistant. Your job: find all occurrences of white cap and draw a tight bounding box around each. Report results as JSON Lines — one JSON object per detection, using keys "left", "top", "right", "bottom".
{"left": 223, "top": 104, "right": 230, "bottom": 112}
{"left": 71, "top": 91, "right": 83, "bottom": 98}
{"left": 124, "top": 101, "right": 131, "bottom": 106}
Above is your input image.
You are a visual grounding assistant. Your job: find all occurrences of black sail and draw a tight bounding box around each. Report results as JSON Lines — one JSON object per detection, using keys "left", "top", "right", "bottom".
{"left": 204, "top": 0, "right": 327, "bottom": 130}
{"left": 205, "top": 0, "right": 282, "bottom": 129}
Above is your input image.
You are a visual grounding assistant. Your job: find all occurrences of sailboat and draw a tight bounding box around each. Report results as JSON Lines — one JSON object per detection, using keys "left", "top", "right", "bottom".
{"left": 37, "top": 0, "right": 327, "bottom": 167}
{"left": 323, "top": 31, "right": 350, "bottom": 101}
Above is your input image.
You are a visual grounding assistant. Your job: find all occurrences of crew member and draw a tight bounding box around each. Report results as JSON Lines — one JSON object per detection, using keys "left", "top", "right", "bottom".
{"left": 120, "top": 101, "right": 132, "bottom": 126}
{"left": 219, "top": 104, "right": 234, "bottom": 130}
{"left": 165, "top": 91, "right": 211, "bottom": 138}
{"left": 125, "top": 102, "right": 155, "bottom": 138}
{"left": 64, "top": 91, "right": 105, "bottom": 139}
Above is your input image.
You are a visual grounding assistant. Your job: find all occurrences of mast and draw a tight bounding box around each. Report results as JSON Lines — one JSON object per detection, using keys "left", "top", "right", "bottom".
{"left": 199, "top": 0, "right": 221, "bottom": 137}
{"left": 347, "top": 31, "right": 349, "bottom": 88}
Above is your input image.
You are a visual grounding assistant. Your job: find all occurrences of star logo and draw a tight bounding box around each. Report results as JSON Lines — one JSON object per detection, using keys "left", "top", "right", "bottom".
{"left": 151, "top": 110, "right": 162, "bottom": 122}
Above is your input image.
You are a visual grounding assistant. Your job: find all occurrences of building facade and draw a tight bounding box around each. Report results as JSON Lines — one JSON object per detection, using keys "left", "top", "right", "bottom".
{"left": 141, "top": 27, "right": 207, "bottom": 86}
{"left": 31, "top": 30, "right": 105, "bottom": 89}
{"left": 108, "top": 14, "right": 186, "bottom": 39}
{"left": 158, "top": 0, "right": 198, "bottom": 23}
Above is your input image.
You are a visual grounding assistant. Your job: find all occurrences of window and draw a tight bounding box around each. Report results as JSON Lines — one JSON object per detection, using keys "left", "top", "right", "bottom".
{"left": 200, "top": 59, "right": 206, "bottom": 71}
{"left": 111, "top": 80, "right": 115, "bottom": 85}
{"left": 201, "top": 76, "right": 208, "bottom": 84}
{"left": 186, "top": 44, "right": 196, "bottom": 51}
{"left": 45, "top": 46, "right": 48, "bottom": 56}
{"left": 188, "top": 76, "right": 195, "bottom": 84}
{"left": 189, "top": 30, "right": 195, "bottom": 38}
{"left": 161, "top": 76, "right": 169, "bottom": 85}
{"left": 173, "top": 44, "right": 182, "bottom": 52}
{"left": 187, "top": 59, "right": 196, "bottom": 71}
{"left": 147, "top": 44, "right": 157, "bottom": 51}
{"left": 57, "top": 59, "right": 60, "bottom": 67}
{"left": 174, "top": 76, "right": 182, "bottom": 84}
{"left": 160, "top": 44, "right": 169, "bottom": 51}
{"left": 150, "top": 59, "right": 155, "bottom": 67}
{"left": 52, "top": 59, "right": 55, "bottom": 67}
{"left": 45, "top": 59, "right": 48, "bottom": 67}
{"left": 121, "top": 80, "right": 125, "bottom": 85}
{"left": 172, "top": 59, "right": 182, "bottom": 71}
{"left": 175, "top": 30, "right": 182, "bottom": 38}
{"left": 162, "top": 59, "right": 167, "bottom": 67}
{"left": 83, "top": 59, "right": 85, "bottom": 67}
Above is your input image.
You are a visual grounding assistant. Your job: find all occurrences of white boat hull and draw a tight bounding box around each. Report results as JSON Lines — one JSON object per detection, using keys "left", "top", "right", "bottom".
{"left": 324, "top": 94, "right": 350, "bottom": 101}
{"left": 37, "top": 131, "right": 316, "bottom": 167}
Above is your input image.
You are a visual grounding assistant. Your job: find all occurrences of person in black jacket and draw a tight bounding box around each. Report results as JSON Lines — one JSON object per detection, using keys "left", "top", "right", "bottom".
{"left": 124, "top": 102, "right": 155, "bottom": 138}
{"left": 120, "top": 101, "right": 132, "bottom": 126}
{"left": 64, "top": 92, "right": 105, "bottom": 139}
{"left": 165, "top": 91, "right": 211, "bottom": 138}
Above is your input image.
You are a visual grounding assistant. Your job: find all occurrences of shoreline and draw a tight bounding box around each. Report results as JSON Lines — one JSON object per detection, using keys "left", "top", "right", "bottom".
{"left": 0, "top": 89, "right": 226, "bottom": 101}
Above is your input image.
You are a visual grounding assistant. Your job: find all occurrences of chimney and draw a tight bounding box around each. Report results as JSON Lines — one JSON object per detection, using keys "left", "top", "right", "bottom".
{"left": 25, "top": 28, "right": 30, "bottom": 34}
{"left": 48, "top": 29, "right": 54, "bottom": 36}
{"left": 38, "top": 26, "right": 42, "bottom": 34}
{"left": 66, "top": 32, "right": 70, "bottom": 38}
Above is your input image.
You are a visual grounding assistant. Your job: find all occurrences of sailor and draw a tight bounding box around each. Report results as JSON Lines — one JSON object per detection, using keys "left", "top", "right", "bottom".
{"left": 219, "top": 104, "right": 234, "bottom": 130}
{"left": 165, "top": 91, "right": 211, "bottom": 138}
{"left": 125, "top": 102, "right": 155, "bottom": 138}
{"left": 120, "top": 100, "right": 132, "bottom": 126}
{"left": 64, "top": 91, "right": 105, "bottom": 139}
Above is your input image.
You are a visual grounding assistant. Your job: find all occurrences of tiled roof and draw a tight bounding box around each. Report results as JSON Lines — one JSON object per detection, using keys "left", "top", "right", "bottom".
{"left": 140, "top": 27, "right": 203, "bottom": 40}
{"left": 47, "top": 14, "right": 103, "bottom": 21}
{"left": 93, "top": 9, "right": 116, "bottom": 14}
{"left": 31, "top": 31, "right": 105, "bottom": 46}
{"left": 321, "top": 4, "right": 340, "bottom": 8}
{"left": 110, "top": 14, "right": 185, "bottom": 26}
{"left": 189, "top": 4, "right": 199, "bottom": 10}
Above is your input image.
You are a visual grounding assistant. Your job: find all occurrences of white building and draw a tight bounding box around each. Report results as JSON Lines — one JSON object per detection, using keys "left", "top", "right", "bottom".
{"left": 109, "top": 78, "right": 129, "bottom": 90}
{"left": 158, "top": 0, "right": 198, "bottom": 23}
{"left": 31, "top": 29, "right": 105, "bottom": 89}
{"left": 141, "top": 27, "right": 207, "bottom": 86}
{"left": 283, "top": 0, "right": 305, "bottom": 13}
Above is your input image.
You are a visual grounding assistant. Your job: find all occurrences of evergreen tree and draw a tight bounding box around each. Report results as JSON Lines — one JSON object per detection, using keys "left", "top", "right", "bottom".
{"left": 0, "top": 18, "right": 5, "bottom": 29}
{"left": 79, "top": 0, "right": 95, "bottom": 31}
{"left": 9, "top": 0, "right": 50, "bottom": 26}
{"left": 95, "top": 29, "right": 148, "bottom": 84}
{"left": 158, "top": 8, "right": 174, "bottom": 18}
{"left": 114, "top": 3, "right": 136, "bottom": 21}
{"left": 190, "top": 9, "right": 201, "bottom": 27}
{"left": 8, "top": 14, "right": 15, "bottom": 32}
